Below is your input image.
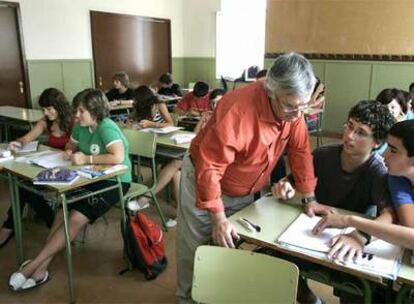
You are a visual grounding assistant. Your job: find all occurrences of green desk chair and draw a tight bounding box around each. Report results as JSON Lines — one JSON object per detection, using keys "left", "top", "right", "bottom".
{"left": 122, "top": 129, "right": 168, "bottom": 230}
{"left": 192, "top": 245, "right": 299, "bottom": 303}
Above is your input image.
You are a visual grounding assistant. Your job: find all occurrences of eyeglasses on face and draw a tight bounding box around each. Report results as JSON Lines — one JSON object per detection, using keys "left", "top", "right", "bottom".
{"left": 274, "top": 94, "right": 312, "bottom": 113}
{"left": 343, "top": 121, "right": 373, "bottom": 139}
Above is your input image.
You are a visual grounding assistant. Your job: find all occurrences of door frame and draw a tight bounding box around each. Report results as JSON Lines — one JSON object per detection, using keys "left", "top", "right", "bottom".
{"left": 0, "top": 1, "right": 31, "bottom": 107}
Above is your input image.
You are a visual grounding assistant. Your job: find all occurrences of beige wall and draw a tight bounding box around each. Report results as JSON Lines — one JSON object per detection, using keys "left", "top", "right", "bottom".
{"left": 8, "top": 0, "right": 184, "bottom": 59}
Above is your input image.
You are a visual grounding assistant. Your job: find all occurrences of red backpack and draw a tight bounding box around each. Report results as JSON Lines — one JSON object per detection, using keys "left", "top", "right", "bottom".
{"left": 120, "top": 212, "right": 168, "bottom": 280}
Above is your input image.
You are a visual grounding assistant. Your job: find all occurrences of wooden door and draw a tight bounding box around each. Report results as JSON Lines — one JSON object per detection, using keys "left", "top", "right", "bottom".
{"left": 90, "top": 11, "right": 172, "bottom": 91}
{"left": 0, "top": 2, "right": 30, "bottom": 107}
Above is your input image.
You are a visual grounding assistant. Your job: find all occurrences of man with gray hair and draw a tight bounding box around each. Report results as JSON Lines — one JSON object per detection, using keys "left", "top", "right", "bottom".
{"left": 176, "top": 52, "right": 331, "bottom": 303}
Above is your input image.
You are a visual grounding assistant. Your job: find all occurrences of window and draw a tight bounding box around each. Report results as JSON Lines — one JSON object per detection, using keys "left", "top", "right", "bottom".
{"left": 216, "top": 0, "right": 267, "bottom": 79}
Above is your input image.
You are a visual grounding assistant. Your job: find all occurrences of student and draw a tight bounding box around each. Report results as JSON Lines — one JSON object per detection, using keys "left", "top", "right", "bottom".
{"left": 175, "top": 81, "right": 210, "bottom": 117}
{"left": 273, "top": 100, "right": 394, "bottom": 303}
{"left": 158, "top": 73, "right": 182, "bottom": 97}
{"left": 8, "top": 89, "right": 131, "bottom": 292}
{"left": 128, "top": 85, "right": 179, "bottom": 228}
{"left": 105, "top": 71, "right": 135, "bottom": 104}
{"left": 194, "top": 88, "right": 225, "bottom": 133}
{"left": 0, "top": 88, "right": 73, "bottom": 249}
{"left": 313, "top": 120, "right": 414, "bottom": 250}
{"left": 129, "top": 85, "right": 174, "bottom": 128}
{"left": 377, "top": 88, "right": 412, "bottom": 122}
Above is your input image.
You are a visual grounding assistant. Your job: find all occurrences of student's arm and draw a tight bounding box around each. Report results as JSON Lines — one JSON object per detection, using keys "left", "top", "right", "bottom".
{"left": 388, "top": 175, "right": 414, "bottom": 227}
{"left": 10, "top": 119, "right": 46, "bottom": 150}
{"left": 313, "top": 209, "right": 414, "bottom": 250}
{"left": 71, "top": 141, "right": 124, "bottom": 165}
{"left": 140, "top": 103, "right": 173, "bottom": 128}
{"left": 174, "top": 94, "right": 190, "bottom": 115}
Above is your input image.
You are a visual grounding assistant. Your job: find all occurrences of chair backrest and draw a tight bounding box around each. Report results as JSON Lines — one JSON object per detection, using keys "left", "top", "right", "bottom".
{"left": 192, "top": 246, "right": 299, "bottom": 303}
{"left": 122, "top": 128, "right": 157, "bottom": 159}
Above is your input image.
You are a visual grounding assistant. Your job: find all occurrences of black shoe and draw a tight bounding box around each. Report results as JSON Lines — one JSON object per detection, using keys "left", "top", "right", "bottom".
{"left": 0, "top": 231, "right": 14, "bottom": 249}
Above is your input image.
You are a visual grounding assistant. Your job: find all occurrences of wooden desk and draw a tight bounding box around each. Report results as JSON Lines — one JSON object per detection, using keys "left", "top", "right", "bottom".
{"left": 2, "top": 145, "right": 126, "bottom": 303}
{"left": 0, "top": 106, "right": 43, "bottom": 142}
{"left": 228, "top": 195, "right": 388, "bottom": 303}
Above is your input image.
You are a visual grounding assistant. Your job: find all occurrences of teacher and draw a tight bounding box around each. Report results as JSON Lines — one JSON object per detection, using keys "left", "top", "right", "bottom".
{"left": 176, "top": 52, "right": 329, "bottom": 302}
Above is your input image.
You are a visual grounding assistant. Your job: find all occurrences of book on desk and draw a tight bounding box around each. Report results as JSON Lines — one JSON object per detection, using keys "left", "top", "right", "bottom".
{"left": 77, "top": 164, "right": 127, "bottom": 179}
{"left": 33, "top": 168, "right": 79, "bottom": 185}
{"left": 277, "top": 213, "right": 403, "bottom": 279}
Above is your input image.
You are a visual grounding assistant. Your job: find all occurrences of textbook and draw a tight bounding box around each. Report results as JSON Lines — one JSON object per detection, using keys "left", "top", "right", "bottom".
{"left": 33, "top": 168, "right": 79, "bottom": 185}
{"left": 77, "top": 164, "right": 127, "bottom": 179}
{"left": 277, "top": 213, "right": 403, "bottom": 279}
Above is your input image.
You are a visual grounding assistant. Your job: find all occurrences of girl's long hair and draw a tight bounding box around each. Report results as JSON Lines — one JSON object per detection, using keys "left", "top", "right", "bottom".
{"left": 38, "top": 88, "right": 72, "bottom": 133}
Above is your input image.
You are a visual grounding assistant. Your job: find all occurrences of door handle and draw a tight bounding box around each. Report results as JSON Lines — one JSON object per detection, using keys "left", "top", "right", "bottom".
{"left": 98, "top": 76, "right": 103, "bottom": 87}
{"left": 18, "top": 81, "right": 24, "bottom": 94}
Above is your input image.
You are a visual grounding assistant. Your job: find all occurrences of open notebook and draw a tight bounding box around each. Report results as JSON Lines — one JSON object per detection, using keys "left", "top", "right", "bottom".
{"left": 141, "top": 126, "right": 182, "bottom": 134}
{"left": 277, "top": 213, "right": 403, "bottom": 279}
{"left": 15, "top": 141, "right": 39, "bottom": 153}
{"left": 16, "top": 151, "right": 71, "bottom": 168}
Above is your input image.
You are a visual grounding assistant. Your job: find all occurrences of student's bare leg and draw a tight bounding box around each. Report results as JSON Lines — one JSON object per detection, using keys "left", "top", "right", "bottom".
{"left": 19, "top": 210, "right": 89, "bottom": 280}
{"left": 172, "top": 170, "right": 181, "bottom": 208}
{"left": 155, "top": 159, "right": 182, "bottom": 195}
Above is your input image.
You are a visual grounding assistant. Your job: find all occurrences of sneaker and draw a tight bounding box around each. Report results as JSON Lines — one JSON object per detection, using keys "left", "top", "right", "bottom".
{"left": 166, "top": 218, "right": 177, "bottom": 228}
{"left": 127, "top": 197, "right": 150, "bottom": 213}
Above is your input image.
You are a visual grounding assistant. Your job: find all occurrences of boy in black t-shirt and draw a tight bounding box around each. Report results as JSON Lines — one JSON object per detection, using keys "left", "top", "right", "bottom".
{"left": 106, "top": 71, "right": 134, "bottom": 102}
{"left": 158, "top": 73, "right": 182, "bottom": 97}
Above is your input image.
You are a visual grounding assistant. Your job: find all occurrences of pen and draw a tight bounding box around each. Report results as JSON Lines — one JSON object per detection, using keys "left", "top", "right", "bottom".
{"left": 242, "top": 218, "right": 261, "bottom": 232}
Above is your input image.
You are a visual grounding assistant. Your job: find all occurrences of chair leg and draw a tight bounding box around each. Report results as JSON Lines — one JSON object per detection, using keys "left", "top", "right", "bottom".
{"left": 149, "top": 191, "right": 168, "bottom": 231}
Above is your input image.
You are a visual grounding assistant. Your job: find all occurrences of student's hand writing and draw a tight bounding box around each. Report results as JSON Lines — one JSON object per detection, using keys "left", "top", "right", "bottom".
{"left": 312, "top": 214, "right": 350, "bottom": 235}
{"left": 139, "top": 120, "right": 153, "bottom": 128}
{"left": 210, "top": 212, "right": 239, "bottom": 248}
{"left": 71, "top": 152, "right": 88, "bottom": 165}
{"left": 188, "top": 109, "right": 200, "bottom": 117}
{"left": 271, "top": 177, "right": 295, "bottom": 200}
{"left": 63, "top": 149, "right": 73, "bottom": 160}
{"left": 8, "top": 141, "right": 22, "bottom": 152}
{"left": 305, "top": 202, "right": 335, "bottom": 217}
{"left": 326, "top": 232, "right": 364, "bottom": 262}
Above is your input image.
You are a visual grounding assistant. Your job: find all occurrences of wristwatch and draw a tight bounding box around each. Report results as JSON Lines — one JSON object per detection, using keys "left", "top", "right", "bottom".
{"left": 301, "top": 196, "right": 317, "bottom": 205}
{"left": 357, "top": 229, "right": 372, "bottom": 245}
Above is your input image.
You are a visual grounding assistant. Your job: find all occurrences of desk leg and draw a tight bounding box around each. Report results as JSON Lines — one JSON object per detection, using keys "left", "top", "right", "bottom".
{"left": 60, "top": 193, "right": 76, "bottom": 304}
{"left": 396, "top": 284, "right": 412, "bottom": 304}
{"left": 9, "top": 174, "right": 23, "bottom": 264}
{"left": 359, "top": 278, "right": 372, "bottom": 304}
{"left": 117, "top": 177, "right": 127, "bottom": 232}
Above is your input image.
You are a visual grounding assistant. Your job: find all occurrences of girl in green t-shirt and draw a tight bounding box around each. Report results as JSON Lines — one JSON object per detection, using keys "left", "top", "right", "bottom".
{"left": 8, "top": 89, "right": 131, "bottom": 292}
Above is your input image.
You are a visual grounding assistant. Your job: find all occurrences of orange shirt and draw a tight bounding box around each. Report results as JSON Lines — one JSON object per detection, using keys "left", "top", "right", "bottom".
{"left": 190, "top": 81, "right": 317, "bottom": 213}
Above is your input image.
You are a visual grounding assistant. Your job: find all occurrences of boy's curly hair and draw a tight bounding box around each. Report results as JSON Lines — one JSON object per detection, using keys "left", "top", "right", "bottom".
{"left": 348, "top": 100, "right": 395, "bottom": 145}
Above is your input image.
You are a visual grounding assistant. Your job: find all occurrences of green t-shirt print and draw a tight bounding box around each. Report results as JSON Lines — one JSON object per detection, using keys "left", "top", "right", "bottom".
{"left": 71, "top": 118, "right": 132, "bottom": 183}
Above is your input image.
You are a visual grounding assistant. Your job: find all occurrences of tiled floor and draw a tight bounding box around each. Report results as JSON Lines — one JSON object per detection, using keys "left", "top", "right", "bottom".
{"left": 0, "top": 135, "right": 341, "bottom": 303}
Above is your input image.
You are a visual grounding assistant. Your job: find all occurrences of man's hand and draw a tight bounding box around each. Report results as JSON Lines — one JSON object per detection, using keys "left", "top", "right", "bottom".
{"left": 210, "top": 212, "right": 239, "bottom": 248}
{"left": 312, "top": 213, "right": 350, "bottom": 235}
{"left": 327, "top": 232, "right": 364, "bottom": 261}
{"left": 271, "top": 177, "right": 295, "bottom": 200}
{"left": 305, "top": 202, "right": 335, "bottom": 217}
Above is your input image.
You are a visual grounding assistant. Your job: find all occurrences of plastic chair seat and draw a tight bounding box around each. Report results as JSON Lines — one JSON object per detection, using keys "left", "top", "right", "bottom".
{"left": 124, "top": 182, "right": 149, "bottom": 200}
